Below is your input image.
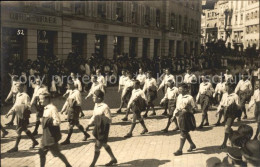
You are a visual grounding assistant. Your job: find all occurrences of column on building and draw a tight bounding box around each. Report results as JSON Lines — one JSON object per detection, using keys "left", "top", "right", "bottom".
{"left": 148, "top": 38, "right": 154, "bottom": 59}
{"left": 26, "top": 29, "right": 37, "bottom": 60}
{"left": 173, "top": 40, "right": 177, "bottom": 58}
{"left": 87, "top": 34, "right": 95, "bottom": 58}
{"left": 123, "top": 36, "right": 129, "bottom": 54}
{"left": 55, "top": 31, "right": 63, "bottom": 59}
{"left": 137, "top": 37, "right": 143, "bottom": 58}
{"left": 61, "top": 26, "right": 72, "bottom": 59}
{"left": 161, "top": 37, "right": 169, "bottom": 57}
{"left": 104, "top": 35, "right": 114, "bottom": 59}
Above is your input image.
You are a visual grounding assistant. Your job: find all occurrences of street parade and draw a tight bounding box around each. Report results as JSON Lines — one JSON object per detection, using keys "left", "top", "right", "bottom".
{"left": 1, "top": 1, "right": 260, "bottom": 167}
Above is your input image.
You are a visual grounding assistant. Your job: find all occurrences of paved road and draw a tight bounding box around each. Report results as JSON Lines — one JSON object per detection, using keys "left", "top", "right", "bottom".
{"left": 1, "top": 87, "right": 258, "bottom": 167}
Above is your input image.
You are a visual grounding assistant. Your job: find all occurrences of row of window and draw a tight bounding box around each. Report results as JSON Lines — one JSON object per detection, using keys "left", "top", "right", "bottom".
{"left": 170, "top": 14, "right": 199, "bottom": 34}
{"left": 246, "top": 11, "right": 259, "bottom": 20}
{"left": 246, "top": 25, "right": 259, "bottom": 34}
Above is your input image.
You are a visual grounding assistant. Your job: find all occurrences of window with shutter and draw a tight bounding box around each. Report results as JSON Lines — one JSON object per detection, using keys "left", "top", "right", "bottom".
{"left": 156, "top": 9, "right": 160, "bottom": 28}
{"left": 97, "top": 2, "right": 106, "bottom": 19}
{"left": 116, "top": 2, "right": 123, "bottom": 22}
{"left": 106, "top": 2, "right": 111, "bottom": 20}
{"left": 93, "top": 2, "right": 97, "bottom": 17}
{"left": 145, "top": 6, "right": 150, "bottom": 26}
{"left": 75, "top": 2, "right": 85, "bottom": 15}
{"left": 111, "top": 2, "right": 116, "bottom": 21}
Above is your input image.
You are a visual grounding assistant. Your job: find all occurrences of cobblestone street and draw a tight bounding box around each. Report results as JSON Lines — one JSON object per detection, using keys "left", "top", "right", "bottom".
{"left": 1, "top": 87, "right": 258, "bottom": 167}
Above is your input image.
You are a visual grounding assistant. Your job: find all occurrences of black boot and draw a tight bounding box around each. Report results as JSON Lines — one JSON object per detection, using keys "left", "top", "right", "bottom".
{"left": 116, "top": 108, "right": 122, "bottom": 114}
{"left": 57, "top": 153, "right": 72, "bottom": 167}
{"left": 140, "top": 120, "right": 148, "bottom": 135}
{"left": 8, "top": 136, "right": 21, "bottom": 153}
{"left": 161, "top": 118, "right": 171, "bottom": 133}
{"left": 174, "top": 138, "right": 186, "bottom": 156}
{"left": 198, "top": 115, "right": 205, "bottom": 129}
{"left": 214, "top": 112, "right": 222, "bottom": 126}
{"left": 172, "top": 117, "right": 180, "bottom": 131}
{"left": 32, "top": 121, "right": 40, "bottom": 136}
{"left": 26, "top": 130, "right": 39, "bottom": 149}
{"left": 5, "top": 112, "right": 15, "bottom": 126}
{"left": 1, "top": 128, "right": 8, "bottom": 138}
{"left": 77, "top": 125, "right": 90, "bottom": 141}
{"left": 104, "top": 146, "right": 117, "bottom": 166}
{"left": 124, "top": 123, "right": 136, "bottom": 138}
{"left": 89, "top": 151, "right": 100, "bottom": 167}
{"left": 123, "top": 109, "right": 130, "bottom": 120}
{"left": 61, "top": 129, "right": 73, "bottom": 145}
{"left": 186, "top": 134, "right": 196, "bottom": 152}
{"left": 242, "top": 110, "right": 247, "bottom": 119}
{"left": 219, "top": 133, "right": 229, "bottom": 149}
{"left": 162, "top": 107, "right": 168, "bottom": 116}
{"left": 203, "top": 115, "right": 209, "bottom": 126}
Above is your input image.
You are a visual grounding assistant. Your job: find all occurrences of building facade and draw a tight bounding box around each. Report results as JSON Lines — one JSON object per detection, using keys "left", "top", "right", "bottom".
{"left": 201, "top": 0, "right": 259, "bottom": 51}
{"left": 1, "top": 1, "right": 201, "bottom": 62}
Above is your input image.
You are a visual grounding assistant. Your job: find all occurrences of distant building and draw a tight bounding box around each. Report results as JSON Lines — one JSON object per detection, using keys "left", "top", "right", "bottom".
{"left": 1, "top": 1, "right": 202, "bottom": 62}
{"left": 201, "top": 0, "right": 259, "bottom": 51}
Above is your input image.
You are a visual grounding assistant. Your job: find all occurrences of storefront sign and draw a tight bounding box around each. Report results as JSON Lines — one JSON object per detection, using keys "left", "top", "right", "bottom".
{"left": 169, "top": 32, "right": 182, "bottom": 38}
{"left": 9, "top": 12, "right": 57, "bottom": 25}
{"left": 94, "top": 23, "right": 109, "bottom": 30}
{"left": 132, "top": 28, "right": 160, "bottom": 36}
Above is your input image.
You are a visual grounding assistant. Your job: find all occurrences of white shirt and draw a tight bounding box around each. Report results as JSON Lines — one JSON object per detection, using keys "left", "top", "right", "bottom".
{"left": 136, "top": 73, "right": 146, "bottom": 85}
{"left": 198, "top": 82, "right": 214, "bottom": 95}
{"left": 6, "top": 81, "right": 19, "bottom": 100}
{"left": 248, "top": 89, "right": 260, "bottom": 109}
{"left": 43, "top": 104, "right": 61, "bottom": 126}
{"left": 184, "top": 73, "right": 197, "bottom": 84}
{"left": 122, "top": 79, "right": 135, "bottom": 98}
{"left": 217, "top": 93, "right": 241, "bottom": 112}
{"left": 159, "top": 74, "right": 175, "bottom": 90}
{"left": 31, "top": 85, "right": 48, "bottom": 105}
{"left": 143, "top": 78, "right": 157, "bottom": 91}
{"left": 87, "top": 82, "right": 105, "bottom": 97}
{"left": 173, "top": 94, "right": 195, "bottom": 117}
{"left": 8, "top": 92, "right": 31, "bottom": 115}
{"left": 215, "top": 82, "right": 226, "bottom": 94}
{"left": 127, "top": 88, "right": 147, "bottom": 108}
{"left": 161, "top": 87, "right": 179, "bottom": 103}
{"left": 97, "top": 74, "right": 106, "bottom": 86}
{"left": 89, "top": 102, "right": 112, "bottom": 125}
{"left": 73, "top": 78, "right": 82, "bottom": 92}
{"left": 224, "top": 73, "right": 233, "bottom": 81}
{"left": 68, "top": 89, "right": 82, "bottom": 106}
{"left": 235, "top": 79, "right": 252, "bottom": 93}
{"left": 119, "top": 75, "right": 128, "bottom": 86}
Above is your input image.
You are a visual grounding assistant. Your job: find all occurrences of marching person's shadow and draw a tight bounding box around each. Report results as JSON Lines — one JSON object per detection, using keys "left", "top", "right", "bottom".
{"left": 98, "top": 159, "right": 170, "bottom": 167}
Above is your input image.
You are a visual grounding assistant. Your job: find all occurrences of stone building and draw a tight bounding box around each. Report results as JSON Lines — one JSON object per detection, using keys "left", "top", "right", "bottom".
{"left": 201, "top": 0, "right": 259, "bottom": 51}
{"left": 1, "top": 1, "right": 201, "bottom": 62}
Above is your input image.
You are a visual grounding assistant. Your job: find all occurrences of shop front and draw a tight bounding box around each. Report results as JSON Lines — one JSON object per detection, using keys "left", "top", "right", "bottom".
{"left": 2, "top": 27, "right": 26, "bottom": 61}
{"left": 37, "top": 30, "right": 57, "bottom": 58}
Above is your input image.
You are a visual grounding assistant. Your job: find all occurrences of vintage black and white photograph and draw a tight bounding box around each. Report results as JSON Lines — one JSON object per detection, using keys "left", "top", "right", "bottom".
{"left": 0, "top": 0, "right": 260, "bottom": 166}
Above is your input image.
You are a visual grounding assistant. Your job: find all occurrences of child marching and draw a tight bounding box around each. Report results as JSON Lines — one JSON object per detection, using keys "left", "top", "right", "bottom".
{"left": 5, "top": 83, "right": 39, "bottom": 152}
{"left": 38, "top": 92, "right": 72, "bottom": 167}
{"left": 173, "top": 84, "right": 197, "bottom": 156}
{"left": 60, "top": 79, "right": 90, "bottom": 145}
{"left": 160, "top": 80, "right": 179, "bottom": 132}
{"left": 124, "top": 80, "right": 148, "bottom": 138}
{"left": 143, "top": 71, "right": 158, "bottom": 118}
{"left": 86, "top": 90, "right": 117, "bottom": 167}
